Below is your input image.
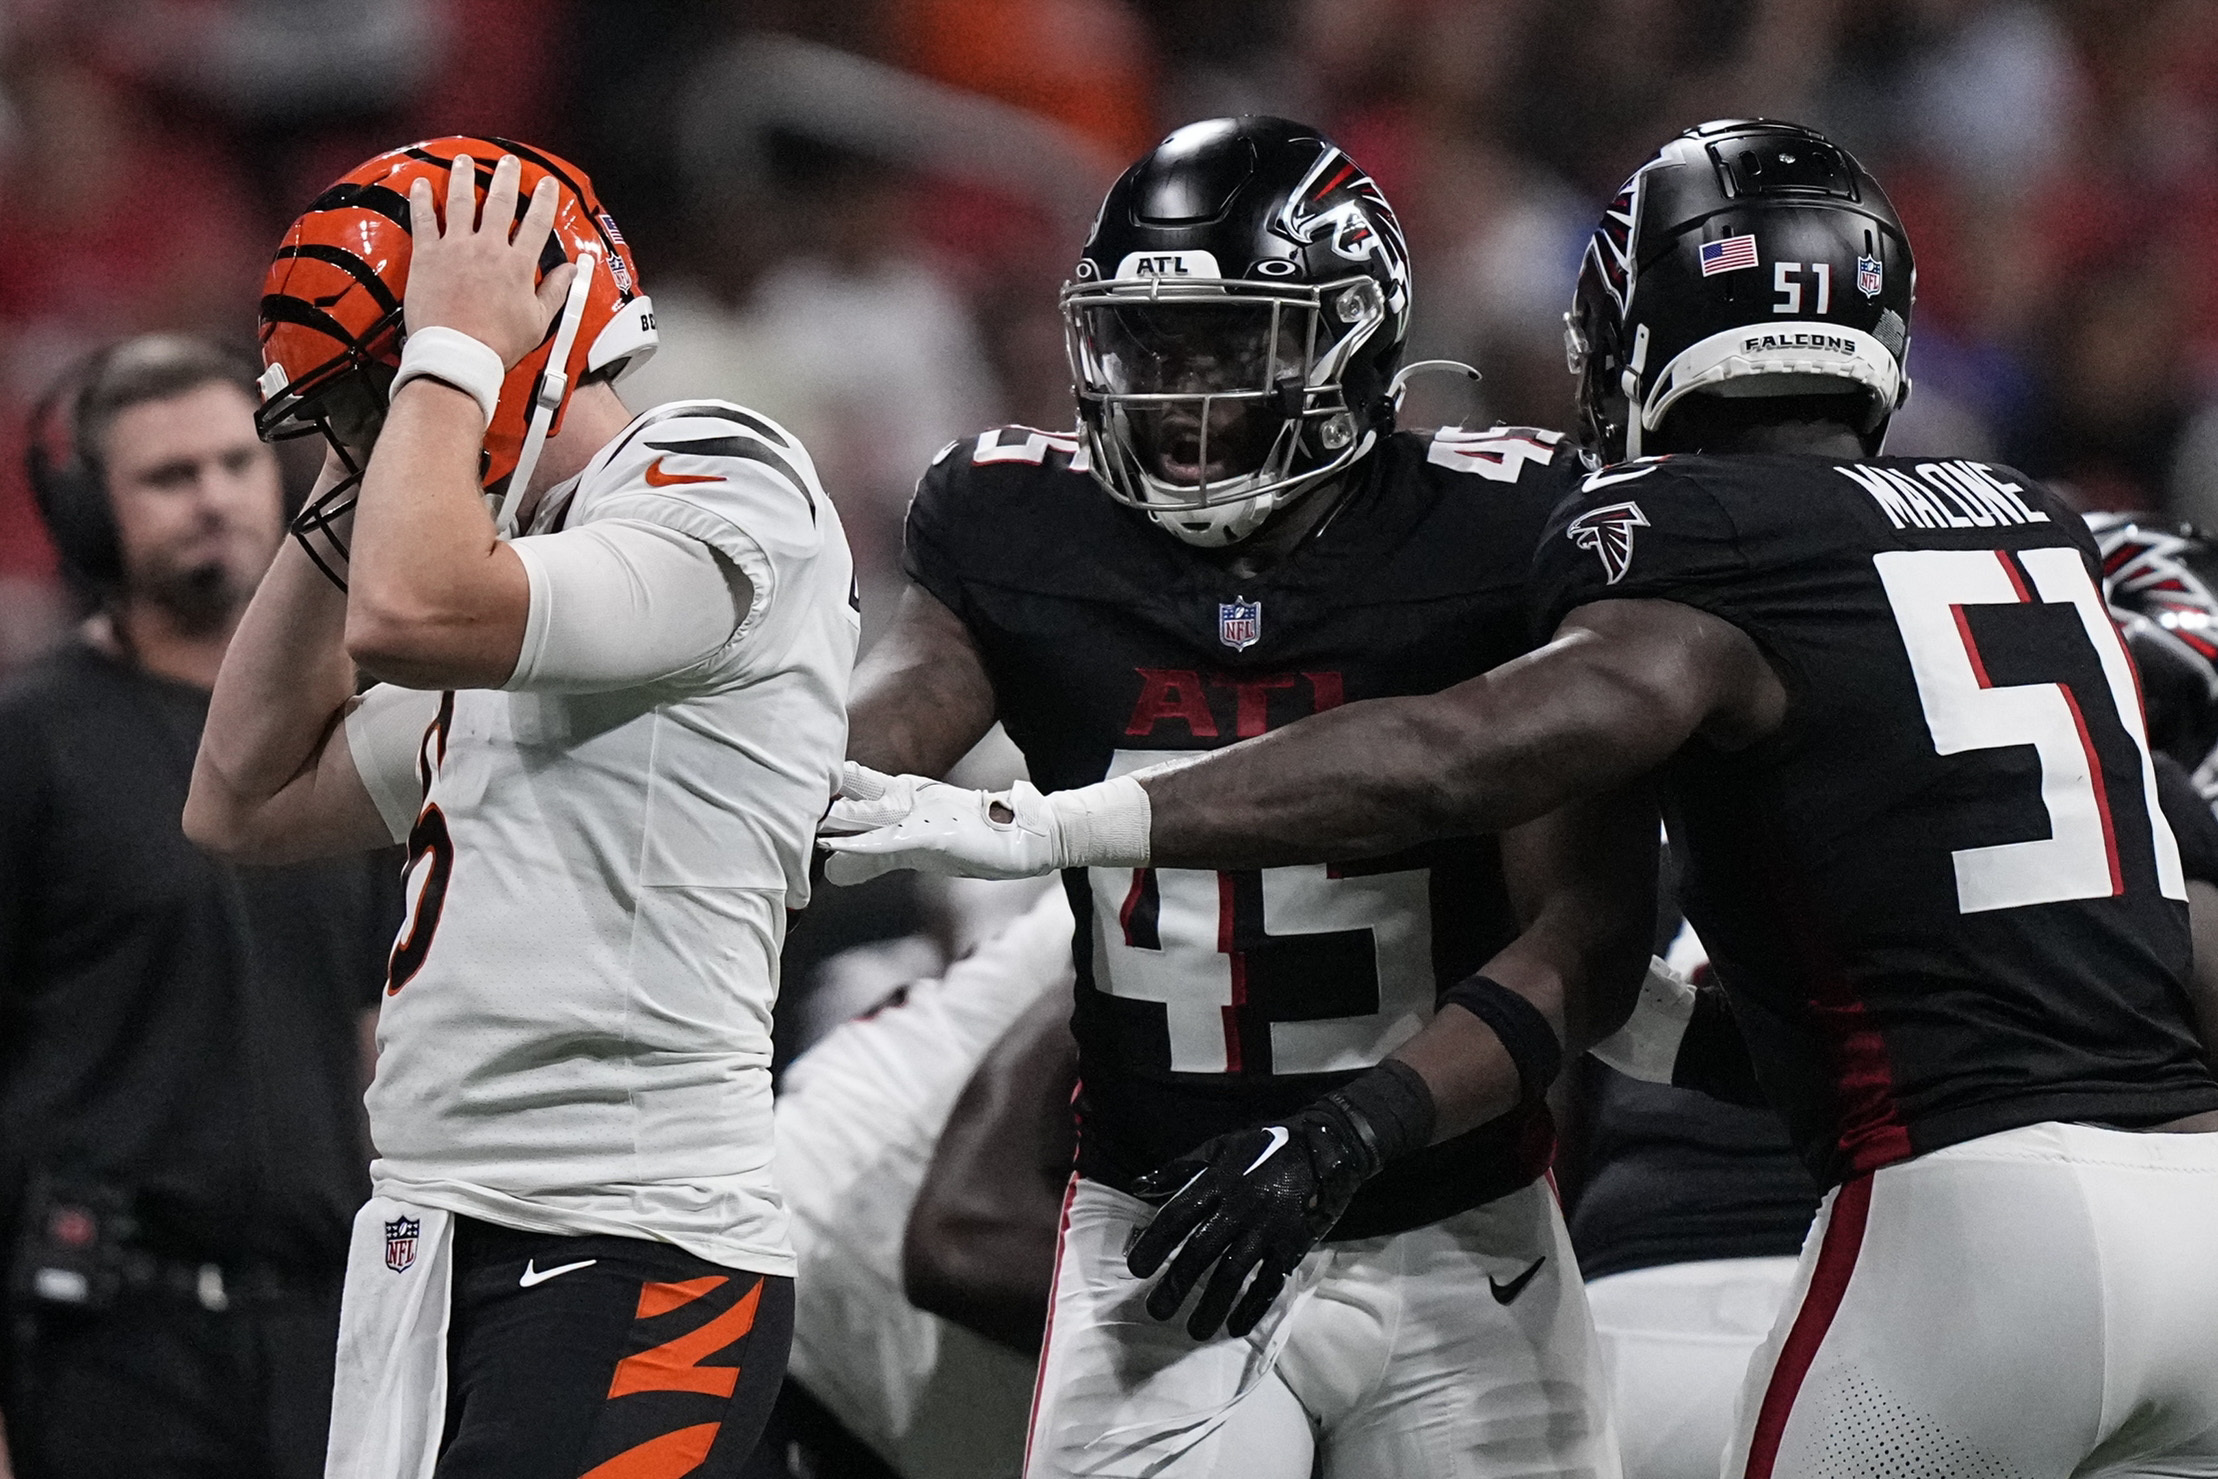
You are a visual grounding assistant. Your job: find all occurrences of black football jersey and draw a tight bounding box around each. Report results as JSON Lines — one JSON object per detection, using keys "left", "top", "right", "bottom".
{"left": 1534, "top": 452, "right": 2218, "bottom": 1189}
{"left": 907, "top": 424, "right": 1580, "bottom": 1238}
{"left": 1570, "top": 1067, "right": 1820, "bottom": 1280}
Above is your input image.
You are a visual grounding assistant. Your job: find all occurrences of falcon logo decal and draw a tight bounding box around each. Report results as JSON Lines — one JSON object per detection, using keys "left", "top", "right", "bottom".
{"left": 1567, "top": 502, "right": 1649, "bottom": 585}
{"left": 2097, "top": 522, "right": 2218, "bottom": 659}
{"left": 1272, "top": 145, "right": 1410, "bottom": 308}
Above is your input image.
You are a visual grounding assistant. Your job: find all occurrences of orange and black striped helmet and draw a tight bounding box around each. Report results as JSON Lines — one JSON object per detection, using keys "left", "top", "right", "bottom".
{"left": 256, "top": 136, "right": 656, "bottom": 516}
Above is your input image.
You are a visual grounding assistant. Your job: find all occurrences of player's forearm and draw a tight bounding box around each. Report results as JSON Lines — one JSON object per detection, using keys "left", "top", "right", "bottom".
{"left": 1141, "top": 675, "right": 1615, "bottom": 868}
{"left": 187, "top": 536, "right": 358, "bottom": 852}
{"left": 344, "top": 380, "right": 527, "bottom": 687}
{"left": 1390, "top": 899, "right": 1652, "bottom": 1143}
{"left": 1141, "top": 623, "right": 1718, "bottom": 870}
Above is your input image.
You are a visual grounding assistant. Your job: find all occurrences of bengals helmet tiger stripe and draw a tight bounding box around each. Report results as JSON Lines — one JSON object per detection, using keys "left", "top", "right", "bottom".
{"left": 256, "top": 136, "right": 656, "bottom": 576}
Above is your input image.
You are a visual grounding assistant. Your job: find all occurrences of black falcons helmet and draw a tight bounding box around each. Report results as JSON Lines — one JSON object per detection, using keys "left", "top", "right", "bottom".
{"left": 1567, "top": 119, "right": 1915, "bottom": 464}
{"left": 2087, "top": 512, "right": 2218, "bottom": 768}
{"left": 1062, "top": 116, "right": 1412, "bottom": 547}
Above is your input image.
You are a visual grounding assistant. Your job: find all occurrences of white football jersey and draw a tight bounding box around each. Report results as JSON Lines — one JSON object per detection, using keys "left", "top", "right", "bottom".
{"left": 345, "top": 400, "right": 858, "bottom": 1274}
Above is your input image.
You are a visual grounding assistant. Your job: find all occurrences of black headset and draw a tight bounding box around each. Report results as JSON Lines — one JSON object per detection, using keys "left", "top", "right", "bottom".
{"left": 25, "top": 346, "right": 126, "bottom": 595}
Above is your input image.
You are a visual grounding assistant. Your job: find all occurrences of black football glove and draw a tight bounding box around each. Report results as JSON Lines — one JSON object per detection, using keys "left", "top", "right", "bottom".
{"left": 1124, "top": 1095, "right": 1378, "bottom": 1341}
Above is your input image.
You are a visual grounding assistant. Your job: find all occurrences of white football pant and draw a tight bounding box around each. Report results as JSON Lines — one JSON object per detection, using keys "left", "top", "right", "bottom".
{"left": 1726, "top": 1121, "right": 2218, "bottom": 1479}
{"left": 1587, "top": 1257, "right": 1799, "bottom": 1479}
{"left": 1025, "top": 1177, "right": 1620, "bottom": 1479}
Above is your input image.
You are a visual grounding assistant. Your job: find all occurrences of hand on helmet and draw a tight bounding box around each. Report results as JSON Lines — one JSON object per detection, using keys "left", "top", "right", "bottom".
{"left": 818, "top": 762, "right": 1063, "bottom": 884}
{"left": 1124, "top": 1100, "right": 1375, "bottom": 1341}
{"left": 404, "top": 153, "right": 578, "bottom": 370}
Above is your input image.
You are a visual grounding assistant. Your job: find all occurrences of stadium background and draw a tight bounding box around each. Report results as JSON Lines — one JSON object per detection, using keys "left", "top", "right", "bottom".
{"left": 8, "top": 0, "right": 2218, "bottom": 668}
{"left": 3, "top": 0, "right": 2215, "bottom": 1468}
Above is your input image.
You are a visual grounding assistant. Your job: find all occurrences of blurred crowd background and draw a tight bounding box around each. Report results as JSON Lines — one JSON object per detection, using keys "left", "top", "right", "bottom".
{"left": 11, "top": 0, "right": 2218, "bottom": 673}
{"left": 5, "top": 2, "right": 2217, "bottom": 1467}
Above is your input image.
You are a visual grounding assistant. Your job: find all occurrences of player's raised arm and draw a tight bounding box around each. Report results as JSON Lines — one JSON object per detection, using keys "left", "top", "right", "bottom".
{"left": 340, "top": 154, "right": 574, "bottom": 690}
{"left": 184, "top": 449, "right": 397, "bottom": 863}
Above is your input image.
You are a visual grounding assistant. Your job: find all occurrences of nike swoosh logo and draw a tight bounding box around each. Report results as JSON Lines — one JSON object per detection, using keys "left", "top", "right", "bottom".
{"left": 1489, "top": 1255, "right": 1546, "bottom": 1305}
{"left": 644, "top": 456, "right": 722, "bottom": 488}
{"left": 519, "top": 1258, "right": 597, "bottom": 1288}
{"left": 1243, "top": 1125, "right": 1291, "bottom": 1175}
{"left": 1582, "top": 464, "right": 1658, "bottom": 492}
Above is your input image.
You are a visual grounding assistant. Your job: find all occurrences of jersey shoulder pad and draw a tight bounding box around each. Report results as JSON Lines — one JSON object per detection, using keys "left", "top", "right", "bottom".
{"left": 1532, "top": 456, "right": 1746, "bottom": 627}
{"left": 1415, "top": 424, "right": 1578, "bottom": 488}
{"left": 916, "top": 425, "right": 1093, "bottom": 506}
{"left": 578, "top": 399, "right": 828, "bottom": 555}
{"left": 908, "top": 425, "right": 1097, "bottom": 574}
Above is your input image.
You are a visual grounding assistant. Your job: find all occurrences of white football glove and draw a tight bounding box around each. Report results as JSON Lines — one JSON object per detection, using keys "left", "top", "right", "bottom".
{"left": 819, "top": 761, "right": 1150, "bottom": 884}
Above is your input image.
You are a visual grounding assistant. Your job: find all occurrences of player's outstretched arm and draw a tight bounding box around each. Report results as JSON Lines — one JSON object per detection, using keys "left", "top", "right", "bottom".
{"left": 846, "top": 584, "right": 999, "bottom": 779}
{"left": 1144, "top": 598, "right": 1785, "bottom": 868}
{"left": 820, "top": 597, "right": 1785, "bottom": 883}
{"left": 186, "top": 452, "right": 393, "bottom": 864}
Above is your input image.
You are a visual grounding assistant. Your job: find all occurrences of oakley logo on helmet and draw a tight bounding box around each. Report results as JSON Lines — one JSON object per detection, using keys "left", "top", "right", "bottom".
{"left": 1568, "top": 502, "right": 1650, "bottom": 585}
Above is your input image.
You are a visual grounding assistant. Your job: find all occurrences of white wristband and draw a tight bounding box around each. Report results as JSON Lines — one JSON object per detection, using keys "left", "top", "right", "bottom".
{"left": 391, "top": 327, "right": 504, "bottom": 427}
{"left": 1046, "top": 774, "right": 1152, "bottom": 869}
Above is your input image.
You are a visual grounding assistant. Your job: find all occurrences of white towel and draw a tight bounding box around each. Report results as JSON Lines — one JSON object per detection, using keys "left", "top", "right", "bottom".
{"left": 325, "top": 1197, "right": 455, "bottom": 1479}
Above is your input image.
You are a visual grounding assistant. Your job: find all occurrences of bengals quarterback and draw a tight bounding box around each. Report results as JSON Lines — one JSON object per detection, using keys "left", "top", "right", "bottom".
{"left": 827, "top": 119, "right": 2218, "bottom": 1479}
{"left": 185, "top": 141, "right": 857, "bottom": 1476}
{"left": 834, "top": 116, "right": 1654, "bottom": 1478}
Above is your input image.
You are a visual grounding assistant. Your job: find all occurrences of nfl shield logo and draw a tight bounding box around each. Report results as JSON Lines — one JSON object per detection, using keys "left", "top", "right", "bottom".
{"left": 384, "top": 1216, "right": 420, "bottom": 1274}
{"left": 1856, "top": 255, "right": 1883, "bottom": 299}
{"left": 1218, "top": 600, "right": 1261, "bottom": 651}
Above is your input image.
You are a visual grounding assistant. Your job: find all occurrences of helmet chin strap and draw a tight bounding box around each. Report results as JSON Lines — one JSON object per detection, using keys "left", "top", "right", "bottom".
{"left": 493, "top": 247, "right": 599, "bottom": 537}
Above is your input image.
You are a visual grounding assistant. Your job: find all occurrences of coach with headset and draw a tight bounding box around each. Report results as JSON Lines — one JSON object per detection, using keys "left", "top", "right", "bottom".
{"left": 0, "top": 336, "right": 396, "bottom": 1479}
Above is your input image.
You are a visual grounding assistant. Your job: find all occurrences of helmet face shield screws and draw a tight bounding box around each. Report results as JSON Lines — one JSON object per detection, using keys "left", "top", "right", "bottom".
{"left": 1062, "top": 117, "right": 1412, "bottom": 548}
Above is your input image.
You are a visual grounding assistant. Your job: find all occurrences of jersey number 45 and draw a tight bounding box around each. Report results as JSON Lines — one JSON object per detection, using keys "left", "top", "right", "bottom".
{"left": 1088, "top": 750, "right": 1437, "bottom": 1076}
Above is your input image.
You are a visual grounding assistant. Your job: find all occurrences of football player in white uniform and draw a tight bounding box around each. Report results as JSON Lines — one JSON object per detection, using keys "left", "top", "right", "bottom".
{"left": 185, "top": 138, "right": 857, "bottom": 1477}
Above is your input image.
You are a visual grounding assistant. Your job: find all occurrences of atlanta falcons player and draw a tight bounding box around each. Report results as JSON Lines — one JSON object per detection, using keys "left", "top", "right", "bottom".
{"left": 834, "top": 116, "right": 1651, "bottom": 1477}
{"left": 186, "top": 141, "right": 855, "bottom": 1476}
{"left": 826, "top": 120, "right": 2218, "bottom": 1479}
